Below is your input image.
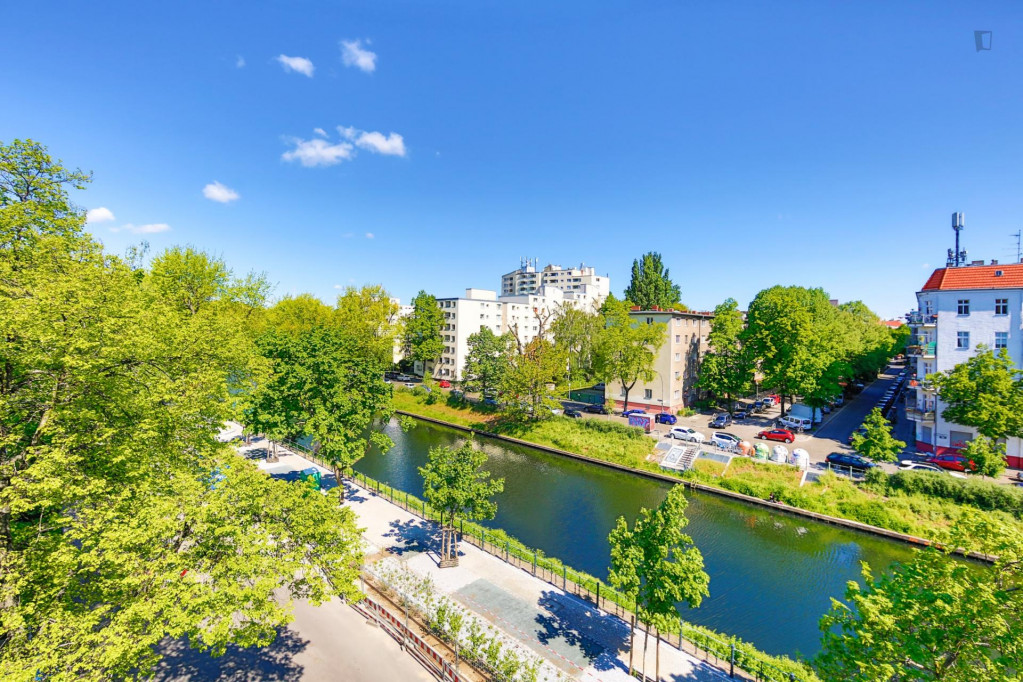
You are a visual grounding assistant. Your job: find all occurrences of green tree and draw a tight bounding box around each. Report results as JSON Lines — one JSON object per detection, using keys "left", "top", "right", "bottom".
{"left": 551, "top": 304, "right": 603, "bottom": 381}
{"left": 960, "top": 435, "right": 1007, "bottom": 478}
{"left": 743, "top": 285, "right": 846, "bottom": 416}
{"left": 930, "top": 346, "right": 1023, "bottom": 446}
{"left": 816, "top": 513, "right": 1023, "bottom": 681}
{"left": 608, "top": 486, "right": 709, "bottom": 680}
{"left": 502, "top": 335, "right": 566, "bottom": 421}
{"left": 247, "top": 325, "right": 394, "bottom": 500}
{"left": 263, "top": 293, "right": 334, "bottom": 335}
{"left": 593, "top": 296, "right": 665, "bottom": 413}
{"left": 623, "top": 252, "right": 683, "bottom": 311}
{"left": 0, "top": 139, "right": 364, "bottom": 679}
{"left": 419, "top": 441, "right": 505, "bottom": 566}
{"left": 698, "top": 298, "right": 753, "bottom": 413}
{"left": 462, "top": 327, "right": 511, "bottom": 396}
{"left": 402, "top": 290, "right": 444, "bottom": 376}
{"left": 851, "top": 407, "right": 906, "bottom": 463}
{"left": 334, "top": 284, "right": 401, "bottom": 367}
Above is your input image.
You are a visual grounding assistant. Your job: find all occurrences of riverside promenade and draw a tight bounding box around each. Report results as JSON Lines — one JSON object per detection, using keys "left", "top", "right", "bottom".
{"left": 234, "top": 430, "right": 729, "bottom": 682}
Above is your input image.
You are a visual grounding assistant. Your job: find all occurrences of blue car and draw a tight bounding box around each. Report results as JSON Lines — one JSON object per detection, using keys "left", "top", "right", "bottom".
{"left": 655, "top": 413, "right": 677, "bottom": 425}
{"left": 483, "top": 397, "right": 499, "bottom": 407}
{"left": 622, "top": 409, "right": 647, "bottom": 417}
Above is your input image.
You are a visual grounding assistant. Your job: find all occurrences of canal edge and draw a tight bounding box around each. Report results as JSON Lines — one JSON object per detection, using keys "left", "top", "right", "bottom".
{"left": 393, "top": 410, "right": 995, "bottom": 564}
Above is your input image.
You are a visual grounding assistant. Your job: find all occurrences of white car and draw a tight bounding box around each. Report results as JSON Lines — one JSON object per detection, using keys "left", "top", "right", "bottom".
{"left": 898, "top": 460, "right": 968, "bottom": 479}
{"left": 668, "top": 427, "right": 705, "bottom": 443}
{"left": 711, "top": 432, "right": 742, "bottom": 450}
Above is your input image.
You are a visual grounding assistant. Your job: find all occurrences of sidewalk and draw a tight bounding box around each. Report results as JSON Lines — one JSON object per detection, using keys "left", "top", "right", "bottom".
{"left": 240, "top": 434, "right": 729, "bottom": 682}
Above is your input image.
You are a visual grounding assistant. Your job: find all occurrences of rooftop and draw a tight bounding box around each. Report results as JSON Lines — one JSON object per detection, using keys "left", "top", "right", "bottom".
{"left": 921, "top": 262, "right": 1023, "bottom": 292}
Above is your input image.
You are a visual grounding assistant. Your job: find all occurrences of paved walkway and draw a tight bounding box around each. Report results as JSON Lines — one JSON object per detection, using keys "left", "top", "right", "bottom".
{"left": 234, "top": 429, "right": 727, "bottom": 682}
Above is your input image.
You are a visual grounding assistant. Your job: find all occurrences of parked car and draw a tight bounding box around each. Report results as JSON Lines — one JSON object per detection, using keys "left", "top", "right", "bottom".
{"left": 753, "top": 400, "right": 768, "bottom": 412}
{"left": 668, "top": 427, "right": 705, "bottom": 442}
{"left": 483, "top": 397, "right": 499, "bottom": 407}
{"left": 397, "top": 374, "right": 413, "bottom": 382}
{"left": 926, "top": 453, "right": 975, "bottom": 473}
{"left": 757, "top": 428, "right": 795, "bottom": 444}
{"left": 438, "top": 380, "right": 451, "bottom": 388}
{"left": 655, "top": 412, "right": 677, "bottom": 425}
{"left": 622, "top": 409, "right": 647, "bottom": 417}
{"left": 898, "top": 461, "right": 968, "bottom": 479}
{"left": 403, "top": 382, "right": 416, "bottom": 388}
{"left": 733, "top": 407, "right": 749, "bottom": 419}
{"left": 584, "top": 404, "right": 609, "bottom": 414}
{"left": 709, "top": 413, "right": 732, "bottom": 428}
{"left": 825, "top": 452, "right": 876, "bottom": 472}
{"left": 820, "top": 404, "right": 832, "bottom": 414}
{"left": 831, "top": 395, "right": 844, "bottom": 406}
{"left": 765, "top": 394, "right": 781, "bottom": 405}
{"left": 451, "top": 389, "right": 464, "bottom": 399}
{"left": 778, "top": 415, "right": 811, "bottom": 432}
{"left": 564, "top": 408, "right": 583, "bottom": 418}
{"left": 711, "top": 432, "right": 742, "bottom": 450}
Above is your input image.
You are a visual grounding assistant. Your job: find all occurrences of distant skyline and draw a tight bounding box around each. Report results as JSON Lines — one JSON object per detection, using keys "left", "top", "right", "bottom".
{"left": 2, "top": 1, "right": 1021, "bottom": 318}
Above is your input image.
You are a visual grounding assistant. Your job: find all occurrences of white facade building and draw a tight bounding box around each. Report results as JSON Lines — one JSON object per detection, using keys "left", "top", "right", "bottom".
{"left": 431, "top": 287, "right": 566, "bottom": 381}
{"left": 907, "top": 261, "right": 1023, "bottom": 469}
{"left": 501, "top": 261, "right": 609, "bottom": 310}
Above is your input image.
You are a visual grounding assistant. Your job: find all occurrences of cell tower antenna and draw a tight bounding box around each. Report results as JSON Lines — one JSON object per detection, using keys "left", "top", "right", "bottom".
{"left": 948, "top": 212, "right": 966, "bottom": 267}
{"left": 1013, "top": 230, "right": 1022, "bottom": 263}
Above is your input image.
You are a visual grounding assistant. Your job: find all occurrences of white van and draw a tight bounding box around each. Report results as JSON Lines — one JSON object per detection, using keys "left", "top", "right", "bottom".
{"left": 779, "top": 415, "right": 812, "bottom": 432}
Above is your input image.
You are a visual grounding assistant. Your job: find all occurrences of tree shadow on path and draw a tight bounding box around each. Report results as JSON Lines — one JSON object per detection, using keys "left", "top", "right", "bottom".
{"left": 151, "top": 627, "right": 306, "bottom": 681}
{"left": 534, "top": 590, "right": 631, "bottom": 673}
{"left": 382, "top": 517, "right": 450, "bottom": 560}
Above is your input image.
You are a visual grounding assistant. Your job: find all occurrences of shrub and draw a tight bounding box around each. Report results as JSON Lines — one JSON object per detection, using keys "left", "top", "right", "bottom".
{"left": 888, "top": 471, "right": 1023, "bottom": 518}
{"left": 862, "top": 467, "right": 889, "bottom": 493}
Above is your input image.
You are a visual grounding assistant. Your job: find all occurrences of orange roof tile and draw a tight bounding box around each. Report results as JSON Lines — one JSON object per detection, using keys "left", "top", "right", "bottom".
{"left": 921, "top": 263, "right": 1023, "bottom": 291}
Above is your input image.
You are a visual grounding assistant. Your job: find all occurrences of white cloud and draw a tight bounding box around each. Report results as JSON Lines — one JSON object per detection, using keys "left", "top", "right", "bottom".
{"left": 333, "top": 284, "right": 343, "bottom": 289}
{"left": 236, "top": 55, "right": 245, "bottom": 68}
{"left": 313, "top": 127, "right": 327, "bottom": 137}
{"left": 338, "top": 126, "right": 406, "bottom": 156}
{"left": 111, "top": 223, "right": 171, "bottom": 234}
{"left": 276, "top": 54, "right": 314, "bottom": 77}
{"left": 365, "top": 232, "right": 375, "bottom": 239}
{"left": 281, "top": 137, "right": 354, "bottom": 167}
{"left": 202, "top": 181, "right": 240, "bottom": 203}
{"left": 340, "top": 40, "right": 377, "bottom": 73}
{"left": 86, "top": 207, "right": 115, "bottom": 224}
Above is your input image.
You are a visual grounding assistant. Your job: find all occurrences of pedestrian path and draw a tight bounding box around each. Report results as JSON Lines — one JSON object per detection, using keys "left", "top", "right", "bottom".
{"left": 232, "top": 430, "right": 728, "bottom": 682}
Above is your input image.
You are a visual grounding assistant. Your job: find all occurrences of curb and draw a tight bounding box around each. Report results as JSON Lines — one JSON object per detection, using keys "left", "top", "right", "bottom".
{"left": 394, "top": 410, "right": 995, "bottom": 564}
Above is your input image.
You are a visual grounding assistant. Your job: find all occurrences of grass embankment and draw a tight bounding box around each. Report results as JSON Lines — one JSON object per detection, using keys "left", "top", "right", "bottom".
{"left": 354, "top": 468, "right": 817, "bottom": 682}
{"left": 391, "top": 389, "right": 653, "bottom": 468}
{"left": 392, "top": 389, "right": 1023, "bottom": 549}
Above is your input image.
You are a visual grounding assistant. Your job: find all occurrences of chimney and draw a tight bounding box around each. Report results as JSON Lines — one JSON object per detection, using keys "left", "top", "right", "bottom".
{"left": 991, "top": 260, "right": 999, "bottom": 265}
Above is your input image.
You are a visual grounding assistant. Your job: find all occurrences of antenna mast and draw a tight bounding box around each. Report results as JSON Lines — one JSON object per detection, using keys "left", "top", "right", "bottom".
{"left": 1013, "top": 230, "right": 1022, "bottom": 263}
{"left": 947, "top": 212, "right": 967, "bottom": 267}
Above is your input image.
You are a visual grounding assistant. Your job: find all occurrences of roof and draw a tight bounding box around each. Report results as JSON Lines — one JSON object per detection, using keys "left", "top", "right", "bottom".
{"left": 921, "top": 263, "right": 1023, "bottom": 292}
{"left": 629, "top": 306, "right": 714, "bottom": 318}
{"left": 881, "top": 320, "right": 904, "bottom": 328}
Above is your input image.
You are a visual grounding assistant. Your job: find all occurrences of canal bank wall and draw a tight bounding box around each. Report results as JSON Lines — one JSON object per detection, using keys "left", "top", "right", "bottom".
{"left": 395, "top": 410, "right": 994, "bottom": 564}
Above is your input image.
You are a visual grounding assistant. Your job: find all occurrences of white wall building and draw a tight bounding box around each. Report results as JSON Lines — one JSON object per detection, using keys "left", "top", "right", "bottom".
{"left": 501, "top": 261, "right": 609, "bottom": 310}
{"left": 431, "top": 287, "right": 567, "bottom": 381}
{"left": 907, "top": 261, "right": 1023, "bottom": 469}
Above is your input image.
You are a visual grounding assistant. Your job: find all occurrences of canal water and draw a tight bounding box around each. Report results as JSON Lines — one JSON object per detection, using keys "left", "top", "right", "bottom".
{"left": 353, "top": 417, "right": 917, "bottom": 658}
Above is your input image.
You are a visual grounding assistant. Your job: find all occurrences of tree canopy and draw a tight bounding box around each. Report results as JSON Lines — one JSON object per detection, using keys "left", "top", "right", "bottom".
{"left": 623, "top": 252, "right": 682, "bottom": 311}
{"left": 851, "top": 407, "right": 906, "bottom": 463}
{"left": 930, "top": 346, "right": 1023, "bottom": 442}
{"left": 462, "top": 326, "right": 511, "bottom": 396}
{"left": 0, "top": 139, "right": 364, "bottom": 679}
{"left": 593, "top": 296, "right": 665, "bottom": 412}
{"left": 402, "top": 290, "right": 444, "bottom": 373}
{"left": 698, "top": 298, "right": 753, "bottom": 413}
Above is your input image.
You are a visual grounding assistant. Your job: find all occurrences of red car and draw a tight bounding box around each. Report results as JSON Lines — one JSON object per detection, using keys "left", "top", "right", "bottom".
{"left": 757, "top": 428, "right": 795, "bottom": 444}
{"left": 927, "top": 453, "right": 975, "bottom": 473}
{"left": 438, "top": 380, "right": 451, "bottom": 388}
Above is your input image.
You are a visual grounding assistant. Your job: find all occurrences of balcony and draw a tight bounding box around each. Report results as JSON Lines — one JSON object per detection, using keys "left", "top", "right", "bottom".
{"left": 906, "top": 342, "right": 936, "bottom": 358}
{"left": 906, "top": 312, "right": 937, "bottom": 327}
{"left": 906, "top": 406, "right": 936, "bottom": 422}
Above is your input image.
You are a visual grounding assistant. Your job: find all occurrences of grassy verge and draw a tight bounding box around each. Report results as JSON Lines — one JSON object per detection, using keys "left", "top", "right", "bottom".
{"left": 392, "top": 389, "right": 1022, "bottom": 551}
{"left": 353, "top": 468, "right": 817, "bottom": 682}
{"left": 392, "top": 389, "right": 654, "bottom": 468}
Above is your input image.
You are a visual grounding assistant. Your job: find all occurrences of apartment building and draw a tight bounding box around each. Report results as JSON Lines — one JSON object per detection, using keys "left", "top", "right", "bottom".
{"left": 501, "top": 261, "right": 609, "bottom": 310}
{"left": 430, "top": 287, "right": 566, "bottom": 381}
{"left": 906, "top": 261, "right": 1023, "bottom": 468}
{"left": 605, "top": 307, "right": 714, "bottom": 414}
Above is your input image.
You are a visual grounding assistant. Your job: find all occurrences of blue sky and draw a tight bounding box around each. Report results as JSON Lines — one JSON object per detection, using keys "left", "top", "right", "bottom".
{"left": 3, "top": 1, "right": 1021, "bottom": 318}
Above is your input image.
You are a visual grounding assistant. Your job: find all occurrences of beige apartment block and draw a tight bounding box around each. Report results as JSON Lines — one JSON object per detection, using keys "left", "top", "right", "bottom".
{"left": 606, "top": 308, "right": 713, "bottom": 414}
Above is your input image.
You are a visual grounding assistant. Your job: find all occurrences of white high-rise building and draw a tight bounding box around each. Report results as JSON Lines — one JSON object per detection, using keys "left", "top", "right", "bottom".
{"left": 430, "top": 286, "right": 567, "bottom": 381}
{"left": 501, "top": 260, "right": 609, "bottom": 310}
{"left": 906, "top": 260, "right": 1023, "bottom": 469}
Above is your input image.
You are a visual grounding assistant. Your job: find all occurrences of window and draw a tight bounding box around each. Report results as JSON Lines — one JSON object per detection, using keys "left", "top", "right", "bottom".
{"left": 675, "top": 335, "right": 680, "bottom": 343}
{"left": 923, "top": 301, "right": 933, "bottom": 315}
{"left": 620, "top": 387, "right": 626, "bottom": 397}
{"left": 674, "top": 371, "right": 680, "bottom": 379}
{"left": 646, "top": 317, "right": 654, "bottom": 325}
{"left": 957, "top": 299, "right": 970, "bottom": 315}
{"left": 674, "top": 318, "right": 681, "bottom": 327}
{"left": 674, "top": 389, "right": 680, "bottom": 399}
{"left": 674, "top": 353, "right": 681, "bottom": 361}
{"left": 644, "top": 389, "right": 653, "bottom": 400}
{"left": 996, "top": 298, "right": 1009, "bottom": 315}
{"left": 957, "top": 331, "right": 970, "bottom": 349}
{"left": 995, "top": 332, "right": 1008, "bottom": 349}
